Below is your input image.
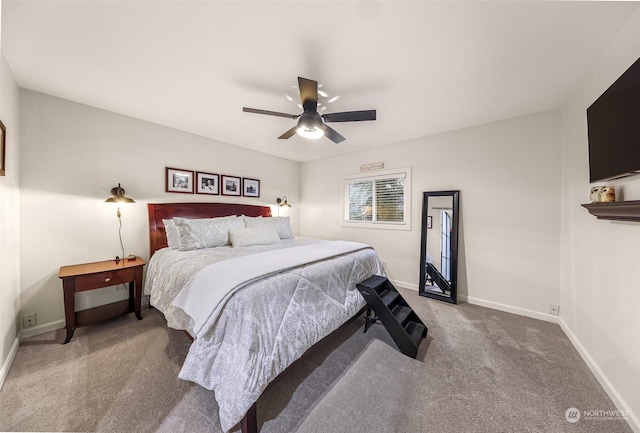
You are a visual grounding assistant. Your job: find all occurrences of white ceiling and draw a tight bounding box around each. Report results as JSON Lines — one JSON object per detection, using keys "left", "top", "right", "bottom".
{"left": 2, "top": 1, "right": 638, "bottom": 162}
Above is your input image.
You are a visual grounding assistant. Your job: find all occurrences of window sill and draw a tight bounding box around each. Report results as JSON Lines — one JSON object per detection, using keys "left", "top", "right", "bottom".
{"left": 342, "top": 222, "right": 411, "bottom": 231}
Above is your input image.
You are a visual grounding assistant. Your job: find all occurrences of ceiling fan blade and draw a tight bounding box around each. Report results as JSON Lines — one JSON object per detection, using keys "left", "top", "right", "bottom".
{"left": 278, "top": 125, "right": 298, "bottom": 140}
{"left": 322, "top": 110, "right": 377, "bottom": 123}
{"left": 298, "top": 77, "right": 318, "bottom": 113}
{"left": 322, "top": 124, "right": 346, "bottom": 144}
{"left": 243, "top": 107, "right": 298, "bottom": 119}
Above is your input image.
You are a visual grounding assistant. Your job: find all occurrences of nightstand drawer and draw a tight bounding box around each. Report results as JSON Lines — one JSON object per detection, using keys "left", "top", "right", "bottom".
{"left": 74, "top": 268, "right": 136, "bottom": 292}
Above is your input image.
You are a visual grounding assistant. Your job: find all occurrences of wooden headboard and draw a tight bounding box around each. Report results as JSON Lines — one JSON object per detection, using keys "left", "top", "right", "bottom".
{"left": 148, "top": 202, "right": 272, "bottom": 256}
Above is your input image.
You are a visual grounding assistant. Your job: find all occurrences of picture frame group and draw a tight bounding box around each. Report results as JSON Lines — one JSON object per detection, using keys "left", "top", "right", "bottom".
{"left": 165, "top": 167, "right": 260, "bottom": 198}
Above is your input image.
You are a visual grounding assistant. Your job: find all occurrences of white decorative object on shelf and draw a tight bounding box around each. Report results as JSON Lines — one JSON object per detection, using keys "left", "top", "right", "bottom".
{"left": 590, "top": 186, "right": 604, "bottom": 202}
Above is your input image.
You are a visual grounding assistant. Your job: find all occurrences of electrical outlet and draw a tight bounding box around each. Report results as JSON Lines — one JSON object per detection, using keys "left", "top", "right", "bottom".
{"left": 23, "top": 313, "right": 36, "bottom": 328}
{"left": 549, "top": 304, "right": 559, "bottom": 316}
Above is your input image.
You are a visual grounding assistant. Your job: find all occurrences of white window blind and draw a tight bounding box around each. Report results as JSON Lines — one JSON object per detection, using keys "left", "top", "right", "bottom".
{"left": 343, "top": 167, "right": 411, "bottom": 230}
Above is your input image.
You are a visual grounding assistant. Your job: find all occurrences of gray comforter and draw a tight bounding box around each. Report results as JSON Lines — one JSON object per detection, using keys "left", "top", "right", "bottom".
{"left": 144, "top": 237, "right": 384, "bottom": 431}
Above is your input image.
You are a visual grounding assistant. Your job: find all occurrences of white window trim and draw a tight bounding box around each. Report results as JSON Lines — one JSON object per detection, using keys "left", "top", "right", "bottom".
{"left": 341, "top": 166, "right": 411, "bottom": 231}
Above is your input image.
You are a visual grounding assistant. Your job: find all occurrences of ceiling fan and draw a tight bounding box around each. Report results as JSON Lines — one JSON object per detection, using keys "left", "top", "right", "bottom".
{"left": 243, "top": 77, "right": 376, "bottom": 144}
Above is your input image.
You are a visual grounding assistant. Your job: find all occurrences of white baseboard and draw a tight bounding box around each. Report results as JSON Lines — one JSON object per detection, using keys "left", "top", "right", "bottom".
{"left": 0, "top": 336, "right": 20, "bottom": 391}
{"left": 389, "top": 279, "right": 418, "bottom": 291}
{"left": 20, "top": 319, "right": 65, "bottom": 340}
{"left": 458, "top": 294, "right": 560, "bottom": 324}
{"left": 558, "top": 317, "right": 640, "bottom": 433}
{"left": 390, "top": 281, "right": 559, "bottom": 324}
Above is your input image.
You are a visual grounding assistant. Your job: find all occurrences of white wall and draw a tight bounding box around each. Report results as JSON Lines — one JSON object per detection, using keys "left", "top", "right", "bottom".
{"left": 0, "top": 53, "right": 21, "bottom": 388}
{"left": 560, "top": 6, "right": 640, "bottom": 430}
{"left": 301, "top": 110, "right": 562, "bottom": 321}
{"left": 18, "top": 90, "right": 300, "bottom": 337}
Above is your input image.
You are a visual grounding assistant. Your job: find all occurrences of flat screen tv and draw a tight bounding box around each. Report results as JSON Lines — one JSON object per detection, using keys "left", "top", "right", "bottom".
{"left": 587, "top": 56, "right": 640, "bottom": 183}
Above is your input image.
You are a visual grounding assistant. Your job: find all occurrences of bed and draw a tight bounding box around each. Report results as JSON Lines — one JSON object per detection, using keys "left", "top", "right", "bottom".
{"left": 145, "top": 202, "right": 385, "bottom": 433}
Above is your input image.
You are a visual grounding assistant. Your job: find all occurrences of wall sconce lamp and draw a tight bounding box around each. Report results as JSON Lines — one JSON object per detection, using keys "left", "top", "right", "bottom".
{"left": 105, "top": 183, "right": 135, "bottom": 262}
{"left": 105, "top": 183, "right": 135, "bottom": 204}
{"left": 276, "top": 196, "right": 292, "bottom": 216}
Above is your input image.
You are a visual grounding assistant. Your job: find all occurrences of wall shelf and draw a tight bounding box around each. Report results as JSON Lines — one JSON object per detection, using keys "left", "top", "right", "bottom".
{"left": 581, "top": 200, "right": 640, "bottom": 222}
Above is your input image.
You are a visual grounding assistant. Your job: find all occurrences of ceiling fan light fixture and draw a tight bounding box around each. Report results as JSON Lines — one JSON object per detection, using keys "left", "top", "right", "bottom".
{"left": 296, "top": 125, "right": 324, "bottom": 139}
{"left": 243, "top": 76, "right": 375, "bottom": 143}
{"left": 296, "top": 112, "right": 325, "bottom": 139}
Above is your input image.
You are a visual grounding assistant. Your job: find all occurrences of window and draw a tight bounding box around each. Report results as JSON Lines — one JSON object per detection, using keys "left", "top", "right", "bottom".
{"left": 342, "top": 167, "right": 411, "bottom": 230}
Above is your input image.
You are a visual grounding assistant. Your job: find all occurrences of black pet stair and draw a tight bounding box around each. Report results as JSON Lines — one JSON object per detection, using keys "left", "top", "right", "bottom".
{"left": 426, "top": 262, "right": 451, "bottom": 294}
{"left": 356, "top": 276, "right": 427, "bottom": 359}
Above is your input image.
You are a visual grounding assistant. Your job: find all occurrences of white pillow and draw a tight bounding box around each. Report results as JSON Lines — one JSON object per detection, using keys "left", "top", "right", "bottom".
{"left": 163, "top": 219, "right": 181, "bottom": 249}
{"left": 241, "top": 214, "right": 262, "bottom": 227}
{"left": 174, "top": 216, "right": 244, "bottom": 251}
{"left": 245, "top": 216, "right": 293, "bottom": 239}
{"left": 229, "top": 226, "right": 281, "bottom": 247}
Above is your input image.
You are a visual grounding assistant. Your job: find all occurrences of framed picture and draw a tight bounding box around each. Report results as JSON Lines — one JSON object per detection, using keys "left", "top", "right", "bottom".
{"left": 196, "top": 171, "right": 220, "bottom": 195}
{"left": 426, "top": 216, "right": 432, "bottom": 229}
{"left": 166, "top": 167, "right": 194, "bottom": 194}
{"left": 242, "top": 178, "right": 260, "bottom": 198}
{"left": 0, "top": 120, "right": 6, "bottom": 176}
{"left": 221, "top": 175, "right": 241, "bottom": 196}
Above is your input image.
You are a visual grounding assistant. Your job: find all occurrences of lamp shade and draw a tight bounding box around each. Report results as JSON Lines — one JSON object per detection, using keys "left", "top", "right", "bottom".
{"left": 276, "top": 196, "right": 292, "bottom": 207}
{"left": 105, "top": 183, "right": 135, "bottom": 203}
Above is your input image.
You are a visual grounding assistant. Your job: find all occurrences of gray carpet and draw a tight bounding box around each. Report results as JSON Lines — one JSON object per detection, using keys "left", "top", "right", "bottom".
{"left": 0, "top": 288, "right": 632, "bottom": 433}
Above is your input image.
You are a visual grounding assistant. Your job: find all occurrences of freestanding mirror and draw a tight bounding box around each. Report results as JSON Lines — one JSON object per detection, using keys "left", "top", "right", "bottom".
{"left": 419, "top": 190, "right": 460, "bottom": 304}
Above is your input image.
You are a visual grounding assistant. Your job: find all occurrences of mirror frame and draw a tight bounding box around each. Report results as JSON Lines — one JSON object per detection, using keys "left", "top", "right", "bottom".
{"left": 418, "top": 190, "right": 460, "bottom": 304}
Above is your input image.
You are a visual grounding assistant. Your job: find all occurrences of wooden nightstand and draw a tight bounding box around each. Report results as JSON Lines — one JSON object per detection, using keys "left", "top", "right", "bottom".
{"left": 58, "top": 257, "right": 145, "bottom": 344}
